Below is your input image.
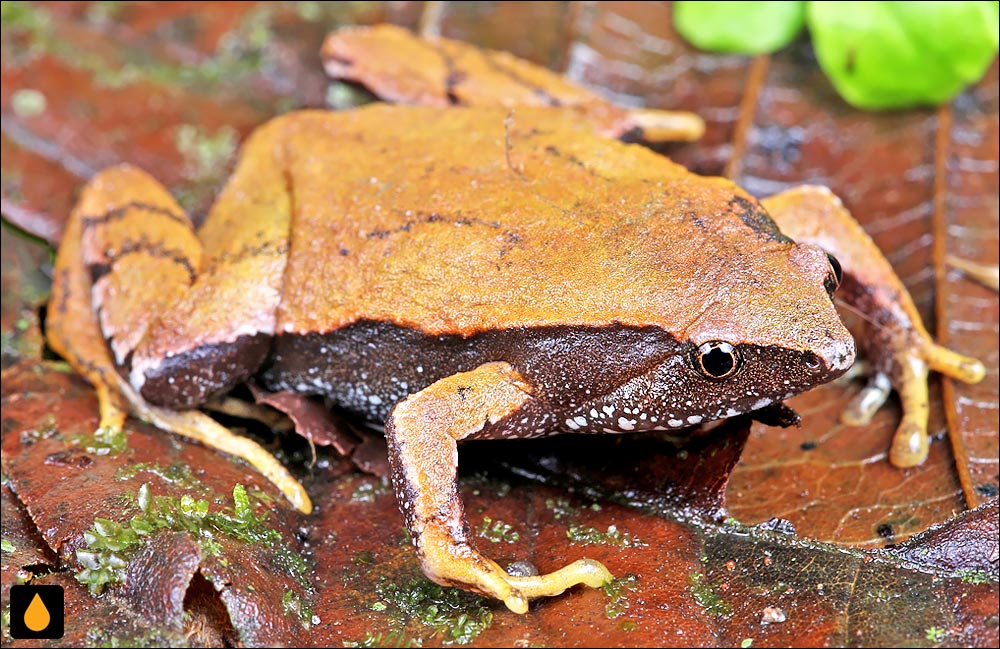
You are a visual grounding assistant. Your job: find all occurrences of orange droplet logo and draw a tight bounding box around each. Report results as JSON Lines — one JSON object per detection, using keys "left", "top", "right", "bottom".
{"left": 24, "top": 593, "right": 50, "bottom": 632}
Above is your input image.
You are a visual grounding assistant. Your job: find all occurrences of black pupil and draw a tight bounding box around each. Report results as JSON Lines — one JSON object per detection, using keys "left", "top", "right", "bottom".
{"left": 701, "top": 344, "right": 735, "bottom": 377}
{"left": 826, "top": 252, "right": 843, "bottom": 287}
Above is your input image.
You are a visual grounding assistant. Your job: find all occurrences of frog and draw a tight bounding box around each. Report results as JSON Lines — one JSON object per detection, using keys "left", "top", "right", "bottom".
{"left": 46, "top": 24, "right": 986, "bottom": 614}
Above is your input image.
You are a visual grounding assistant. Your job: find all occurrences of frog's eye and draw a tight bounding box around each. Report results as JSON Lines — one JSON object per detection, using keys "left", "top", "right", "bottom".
{"left": 694, "top": 341, "right": 741, "bottom": 380}
{"left": 824, "top": 252, "right": 843, "bottom": 294}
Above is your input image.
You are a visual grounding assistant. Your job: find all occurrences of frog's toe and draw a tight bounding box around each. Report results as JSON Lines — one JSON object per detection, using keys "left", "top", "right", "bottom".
{"left": 888, "top": 355, "right": 932, "bottom": 468}
{"left": 923, "top": 342, "right": 986, "bottom": 384}
{"left": 842, "top": 372, "right": 892, "bottom": 426}
{"left": 501, "top": 590, "right": 530, "bottom": 615}
{"left": 506, "top": 558, "right": 614, "bottom": 599}
{"left": 890, "top": 419, "right": 929, "bottom": 468}
{"left": 433, "top": 554, "right": 611, "bottom": 613}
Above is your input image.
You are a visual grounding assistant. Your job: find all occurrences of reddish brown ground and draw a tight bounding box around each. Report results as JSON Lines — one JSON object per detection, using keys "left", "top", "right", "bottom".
{"left": 2, "top": 2, "right": 997, "bottom": 647}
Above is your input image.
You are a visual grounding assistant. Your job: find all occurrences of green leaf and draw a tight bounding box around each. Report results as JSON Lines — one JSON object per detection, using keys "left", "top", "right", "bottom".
{"left": 808, "top": 1, "right": 999, "bottom": 109}
{"left": 673, "top": 1, "right": 807, "bottom": 54}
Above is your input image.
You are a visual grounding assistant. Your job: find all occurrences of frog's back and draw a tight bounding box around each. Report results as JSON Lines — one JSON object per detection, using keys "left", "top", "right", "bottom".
{"left": 271, "top": 105, "right": 791, "bottom": 340}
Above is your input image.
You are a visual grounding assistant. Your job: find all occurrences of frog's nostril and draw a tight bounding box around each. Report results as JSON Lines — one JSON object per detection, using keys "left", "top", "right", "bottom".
{"left": 810, "top": 335, "right": 857, "bottom": 374}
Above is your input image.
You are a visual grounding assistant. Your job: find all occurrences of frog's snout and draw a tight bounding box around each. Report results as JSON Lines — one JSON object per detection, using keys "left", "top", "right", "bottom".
{"left": 807, "top": 330, "right": 856, "bottom": 376}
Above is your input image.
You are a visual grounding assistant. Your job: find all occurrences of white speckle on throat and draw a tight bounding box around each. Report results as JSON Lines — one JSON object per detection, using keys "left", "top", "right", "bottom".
{"left": 687, "top": 415, "right": 703, "bottom": 425}
{"left": 617, "top": 417, "right": 636, "bottom": 431}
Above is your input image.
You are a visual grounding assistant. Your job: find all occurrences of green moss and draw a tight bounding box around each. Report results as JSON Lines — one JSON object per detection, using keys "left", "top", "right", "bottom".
{"left": 71, "top": 425, "right": 128, "bottom": 456}
{"left": 1, "top": 539, "right": 14, "bottom": 553}
{"left": 325, "top": 82, "right": 377, "bottom": 110}
{"left": 956, "top": 569, "right": 991, "bottom": 584}
{"left": 602, "top": 573, "right": 638, "bottom": 619}
{"left": 689, "top": 572, "right": 732, "bottom": 617}
{"left": 925, "top": 626, "right": 947, "bottom": 643}
{"left": 18, "top": 414, "right": 58, "bottom": 445}
{"left": 476, "top": 516, "right": 519, "bottom": 544}
{"left": 75, "top": 516, "right": 145, "bottom": 593}
{"left": 1, "top": 1, "right": 46, "bottom": 30}
{"left": 374, "top": 577, "right": 492, "bottom": 645}
{"left": 84, "top": 1, "right": 125, "bottom": 26}
{"left": 544, "top": 497, "right": 576, "bottom": 519}
{"left": 75, "top": 483, "right": 309, "bottom": 593}
{"left": 353, "top": 550, "right": 375, "bottom": 566}
{"left": 566, "top": 524, "right": 644, "bottom": 548}
{"left": 0, "top": 1, "right": 52, "bottom": 60}
{"left": 282, "top": 589, "right": 317, "bottom": 629}
{"left": 170, "top": 123, "right": 240, "bottom": 212}
{"left": 10, "top": 88, "right": 45, "bottom": 117}
{"left": 114, "top": 461, "right": 204, "bottom": 490}
{"left": 352, "top": 478, "right": 391, "bottom": 503}
{"left": 85, "top": 625, "right": 183, "bottom": 648}
{"left": 0, "top": 2, "right": 281, "bottom": 90}
{"left": 344, "top": 630, "right": 423, "bottom": 648}
{"left": 175, "top": 124, "right": 238, "bottom": 180}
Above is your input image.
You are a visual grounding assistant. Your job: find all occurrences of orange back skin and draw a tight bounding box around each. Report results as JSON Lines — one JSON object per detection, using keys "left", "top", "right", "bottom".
{"left": 274, "top": 105, "right": 846, "bottom": 362}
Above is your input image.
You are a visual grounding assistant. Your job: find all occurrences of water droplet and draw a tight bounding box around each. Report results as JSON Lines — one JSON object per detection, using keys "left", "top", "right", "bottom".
{"left": 25, "top": 593, "right": 50, "bottom": 631}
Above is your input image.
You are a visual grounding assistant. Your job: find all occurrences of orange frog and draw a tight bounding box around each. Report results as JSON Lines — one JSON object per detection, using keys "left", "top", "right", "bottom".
{"left": 48, "top": 25, "right": 985, "bottom": 613}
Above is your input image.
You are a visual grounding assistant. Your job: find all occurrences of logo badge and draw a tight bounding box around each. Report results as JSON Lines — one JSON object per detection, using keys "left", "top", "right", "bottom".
{"left": 9, "top": 584, "right": 64, "bottom": 639}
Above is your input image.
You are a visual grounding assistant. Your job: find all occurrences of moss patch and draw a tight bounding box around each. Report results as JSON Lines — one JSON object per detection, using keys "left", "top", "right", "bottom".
{"left": 689, "top": 571, "right": 732, "bottom": 617}
{"left": 373, "top": 577, "right": 492, "bottom": 645}
{"left": 566, "top": 524, "right": 644, "bottom": 548}
{"left": 75, "top": 483, "right": 307, "bottom": 593}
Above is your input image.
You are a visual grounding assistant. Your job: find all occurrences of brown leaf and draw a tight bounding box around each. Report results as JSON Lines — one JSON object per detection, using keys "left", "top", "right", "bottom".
{"left": 0, "top": 225, "right": 49, "bottom": 366}
{"left": 249, "top": 385, "right": 359, "bottom": 455}
{"left": 889, "top": 497, "right": 999, "bottom": 577}
{"left": 2, "top": 3, "right": 998, "bottom": 648}
{"left": 937, "top": 65, "right": 1000, "bottom": 508}
{"left": 1, "top": 361, "right": 314, "bottom": 646}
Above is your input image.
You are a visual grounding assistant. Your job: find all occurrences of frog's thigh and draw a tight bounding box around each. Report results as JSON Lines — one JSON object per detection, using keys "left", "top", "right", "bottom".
{"left": 48, "top": 164, "right": 310, "bottom": 513}
{"left": 763, "top": 186, "right": 986, "bottom": 467}
{"left": 130, "top": 118, "right": 296, "bottom": 408}
{"left": 69, "top": 166, "right": 202, "bottom": 371}
{"left": 386, "top": 362, "right": 612, "bottom": 614}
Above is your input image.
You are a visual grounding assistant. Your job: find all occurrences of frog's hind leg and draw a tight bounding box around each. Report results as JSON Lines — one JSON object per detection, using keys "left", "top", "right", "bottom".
{"left": 385, "top": 362, "right": 613, "bottom": 613}
{"left": 762, "top": 185, "right": 986, "bottom": 467}
{"left": 321, "top": 24, "right": 704, "bottom": 142}
{"left": 47, "top": 160, "right": 310, "bottom": 512}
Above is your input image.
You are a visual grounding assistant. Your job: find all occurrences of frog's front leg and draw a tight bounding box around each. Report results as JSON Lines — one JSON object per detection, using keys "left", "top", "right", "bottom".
{"left": 385, "top": 362, "right": 612, "bottom": 613}
{"left": 762, "top": 186, "right": 986, "bottom": 467}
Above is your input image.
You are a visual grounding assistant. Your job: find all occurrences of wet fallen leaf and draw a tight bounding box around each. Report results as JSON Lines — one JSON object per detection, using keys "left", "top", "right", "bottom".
{"left": 1, "top": 2, "right": 997, "bottom": 647}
